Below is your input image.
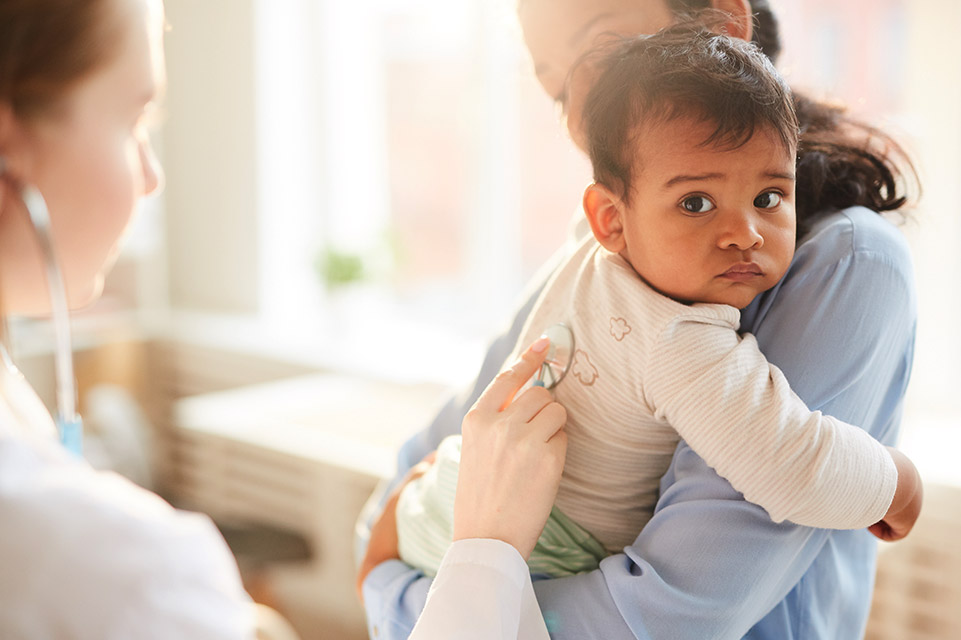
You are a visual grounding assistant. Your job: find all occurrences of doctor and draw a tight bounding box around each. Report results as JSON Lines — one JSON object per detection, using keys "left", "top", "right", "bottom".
{"left": 0, "top": 0, "right": 255, "bottom": 637}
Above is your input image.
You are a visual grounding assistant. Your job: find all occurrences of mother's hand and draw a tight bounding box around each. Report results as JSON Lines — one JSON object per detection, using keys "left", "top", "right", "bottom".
{"left": 356, "top": 451, "right": 436, "bottom": 603}
{"left": 453, "top": 336, "right": 568, "bottom": 560}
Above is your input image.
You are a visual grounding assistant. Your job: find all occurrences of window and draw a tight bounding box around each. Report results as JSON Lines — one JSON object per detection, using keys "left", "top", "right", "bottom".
{"left": 161, "top": 0, "right": 589, "bottom": 384}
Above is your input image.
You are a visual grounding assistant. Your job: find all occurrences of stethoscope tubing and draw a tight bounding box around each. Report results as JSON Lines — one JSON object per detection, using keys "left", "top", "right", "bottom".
{"left": 3, "top": 172, "right": 83, "bottom": 454}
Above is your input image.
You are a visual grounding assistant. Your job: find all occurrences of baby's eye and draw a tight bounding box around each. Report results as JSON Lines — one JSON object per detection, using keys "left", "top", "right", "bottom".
{"left": 681, "top": 195, "right": 715, "bottom": 214}
{"left": 754, "top": 191, "right": 782, "bottom": 209}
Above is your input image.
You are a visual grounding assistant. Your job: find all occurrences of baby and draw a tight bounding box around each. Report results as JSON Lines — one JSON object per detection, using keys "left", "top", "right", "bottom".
{"left": 396, "top": 25, "right": 921, "bottom": 577}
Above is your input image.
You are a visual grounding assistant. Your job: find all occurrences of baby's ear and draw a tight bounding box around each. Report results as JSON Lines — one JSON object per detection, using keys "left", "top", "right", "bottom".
{"left": 583, "top": 183, "right": 627, "bottom": 253}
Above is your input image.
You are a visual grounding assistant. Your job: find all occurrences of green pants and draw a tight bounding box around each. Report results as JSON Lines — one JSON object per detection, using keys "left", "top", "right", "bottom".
{"left": 396, "top": 435, "right": 608, "bottom": 578}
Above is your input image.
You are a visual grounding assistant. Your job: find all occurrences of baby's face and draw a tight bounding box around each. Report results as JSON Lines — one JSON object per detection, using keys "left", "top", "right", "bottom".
{"left": 617, "top": 118, "right": 796, "bottom": 309}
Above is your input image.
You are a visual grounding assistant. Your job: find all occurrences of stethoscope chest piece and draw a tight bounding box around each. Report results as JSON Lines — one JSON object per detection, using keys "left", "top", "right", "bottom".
{"left": 534, "top": 323, "right": 575, "bottom": 390}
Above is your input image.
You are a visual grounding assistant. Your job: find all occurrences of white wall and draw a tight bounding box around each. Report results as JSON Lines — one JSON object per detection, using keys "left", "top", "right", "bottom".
{"left": 162, "top": 0, "right": 261, "bottom": 313}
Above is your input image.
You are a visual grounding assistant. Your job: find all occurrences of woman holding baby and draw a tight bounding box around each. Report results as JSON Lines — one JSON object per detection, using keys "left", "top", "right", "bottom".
{"left": 357, "top": 1, "right": 921, "bottom": 639}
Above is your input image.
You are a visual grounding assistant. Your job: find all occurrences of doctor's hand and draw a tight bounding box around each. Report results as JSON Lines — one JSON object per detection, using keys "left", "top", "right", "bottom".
{"left": 453, "top": 336, "right": 568, "bottom": 560}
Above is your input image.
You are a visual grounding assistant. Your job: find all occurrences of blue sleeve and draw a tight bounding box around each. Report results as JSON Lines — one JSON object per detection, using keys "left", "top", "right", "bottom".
{"left": 362, "top": 208, "right": 917, "bottom": 639}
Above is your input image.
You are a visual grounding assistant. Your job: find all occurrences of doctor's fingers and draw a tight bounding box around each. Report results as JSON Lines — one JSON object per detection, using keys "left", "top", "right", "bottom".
{"left": 473, "top": 337, "right": 551, "bottom": 414}
{"left": 503, "top": 384, "right": 561, "bottom": 426}
{"left": 527, "top": 401, "right": 568, "bottom": 445}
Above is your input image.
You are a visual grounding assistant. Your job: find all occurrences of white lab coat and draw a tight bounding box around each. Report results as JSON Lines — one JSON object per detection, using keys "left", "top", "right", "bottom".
{"left": 0, "top": 363, "right": 255, "bottom": 639}
{"left": 408, "top": 539, "right": 550, "bottom": 640}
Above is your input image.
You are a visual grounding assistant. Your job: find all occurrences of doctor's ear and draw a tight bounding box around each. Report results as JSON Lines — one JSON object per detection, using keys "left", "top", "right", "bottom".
{"left": 583, "top": 182, "right": 627, "bottom": 253}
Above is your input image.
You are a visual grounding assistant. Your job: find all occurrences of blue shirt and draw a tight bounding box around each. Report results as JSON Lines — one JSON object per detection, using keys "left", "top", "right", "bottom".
{"left": 360, "top": 207, "right": 917, "bottom": 639}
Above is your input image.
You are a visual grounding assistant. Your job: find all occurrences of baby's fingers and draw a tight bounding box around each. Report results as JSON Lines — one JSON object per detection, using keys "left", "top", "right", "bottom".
{"left": 868, "top": 520, "right": 901, "bottom": 542}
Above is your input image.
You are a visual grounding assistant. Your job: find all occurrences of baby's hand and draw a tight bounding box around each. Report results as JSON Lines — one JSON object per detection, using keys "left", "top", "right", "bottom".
{"left": 869, "top": 447, "right": 922, "bottom": 542}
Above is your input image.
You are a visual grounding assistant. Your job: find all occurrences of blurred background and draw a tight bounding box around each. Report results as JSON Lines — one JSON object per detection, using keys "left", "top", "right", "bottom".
{"left": 8, "top": 0, "right": 961, "bottom": 638}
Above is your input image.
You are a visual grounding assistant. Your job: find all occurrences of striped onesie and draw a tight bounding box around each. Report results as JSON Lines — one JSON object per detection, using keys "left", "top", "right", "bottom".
{"left": 396, "top": 233, "right": 897, "bottom": 577}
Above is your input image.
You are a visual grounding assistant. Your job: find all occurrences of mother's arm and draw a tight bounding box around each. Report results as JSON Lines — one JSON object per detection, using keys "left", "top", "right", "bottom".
{"left": 360, "top": 208, "right": 916, "bottom": 639}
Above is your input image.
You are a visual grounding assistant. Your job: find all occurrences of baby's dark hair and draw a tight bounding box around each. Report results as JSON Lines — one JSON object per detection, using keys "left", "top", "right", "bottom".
{"left": 582, "top": 24, "right": 798, "bottom": 208}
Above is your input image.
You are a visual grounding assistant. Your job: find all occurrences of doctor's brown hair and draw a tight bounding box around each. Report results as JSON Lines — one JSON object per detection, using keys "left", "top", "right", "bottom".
{"left": 0, "top": 0, "right": 126, "bottom": 119}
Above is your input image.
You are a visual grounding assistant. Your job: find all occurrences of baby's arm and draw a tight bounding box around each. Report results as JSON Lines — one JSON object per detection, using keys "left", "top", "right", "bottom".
{"left": 645, "top": 315, "right": 919, "bottom": 534}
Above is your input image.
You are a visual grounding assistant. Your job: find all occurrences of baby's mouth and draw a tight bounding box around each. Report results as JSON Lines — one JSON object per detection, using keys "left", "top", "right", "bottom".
{"left": 719, "top": 263, "right": 763, "bottom": 281}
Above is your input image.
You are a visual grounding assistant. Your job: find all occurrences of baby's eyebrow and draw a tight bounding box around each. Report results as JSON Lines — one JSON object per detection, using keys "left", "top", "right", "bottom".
{"left": 766, "top": 171, "right": 796, "bottom": 181}
{"left": 663, "top": 170, "right": 796, "bottom": 189}
{"left": 664, "top": 172, "right": 724, "bottom": 188}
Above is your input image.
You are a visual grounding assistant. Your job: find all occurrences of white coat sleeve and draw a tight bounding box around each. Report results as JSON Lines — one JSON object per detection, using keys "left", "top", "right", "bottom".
{"left": 0, "top": 434, "right": 255, "bottom": 640}
{"left": 408, "top": 539, "right": 550, "bottom": 640}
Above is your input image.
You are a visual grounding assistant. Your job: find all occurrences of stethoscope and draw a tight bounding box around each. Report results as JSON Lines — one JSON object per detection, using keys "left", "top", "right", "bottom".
{"left": 5, "top": 150, "right": 570, "bottom": 454}
{"left": 0, "top": 159, "right": 83, "bottom": 455}
{"left": 533, "top": 323, "right": 575, "bottom": 390}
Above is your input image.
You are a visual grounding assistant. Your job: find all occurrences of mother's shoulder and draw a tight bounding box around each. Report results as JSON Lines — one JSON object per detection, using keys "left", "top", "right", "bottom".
{"left": 798, "top": 206, "right": 912, "bottom": 267}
